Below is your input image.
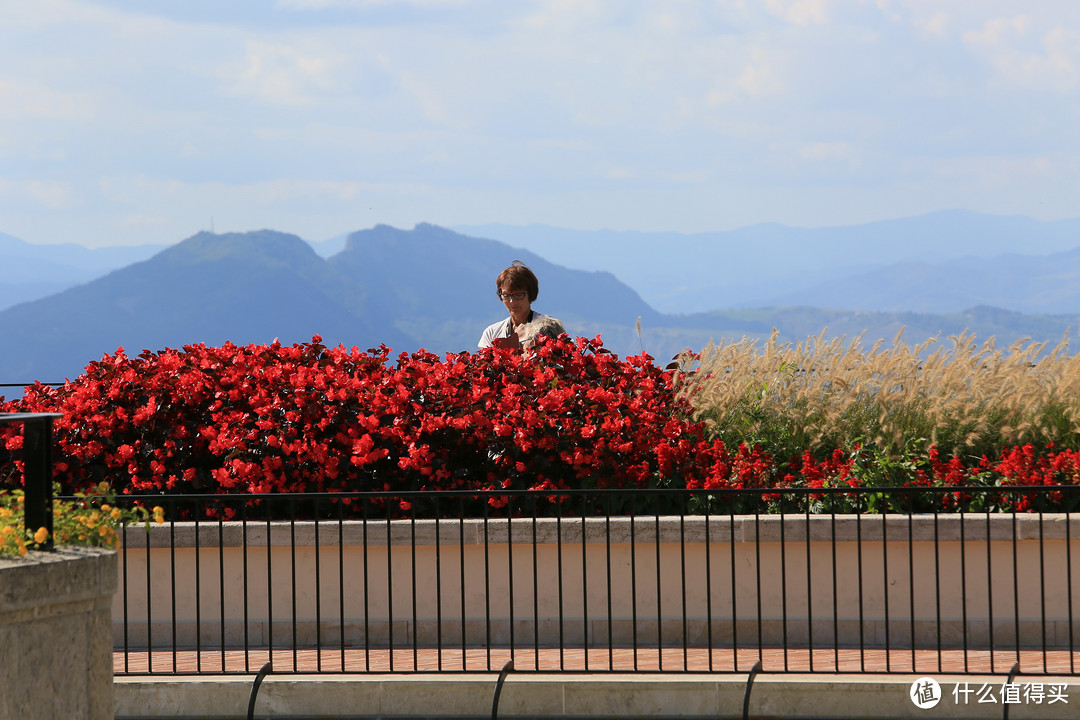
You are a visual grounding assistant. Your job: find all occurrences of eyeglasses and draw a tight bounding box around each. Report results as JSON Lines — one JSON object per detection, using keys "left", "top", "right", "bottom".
{"left": 497, "top": 291, "right": 528, "bottom": 302}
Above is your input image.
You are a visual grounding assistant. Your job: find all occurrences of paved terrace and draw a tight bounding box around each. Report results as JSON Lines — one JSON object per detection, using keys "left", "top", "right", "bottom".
{"left": 114, "top": 647, "right": 1080, "bottom": 719}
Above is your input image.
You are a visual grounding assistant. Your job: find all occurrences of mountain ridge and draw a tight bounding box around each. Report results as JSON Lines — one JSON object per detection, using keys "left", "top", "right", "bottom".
{"left": 3, "top": 220, "right": 1080, "bottom": 386}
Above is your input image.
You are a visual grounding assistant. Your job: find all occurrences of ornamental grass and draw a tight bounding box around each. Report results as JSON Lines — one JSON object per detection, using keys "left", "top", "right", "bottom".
{"left": 675, "top": 329, "right": 1080, "bottom": 464}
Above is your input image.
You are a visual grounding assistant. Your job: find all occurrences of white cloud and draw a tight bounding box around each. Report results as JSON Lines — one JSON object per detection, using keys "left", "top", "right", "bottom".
{"left": 0, "top": 77, "right": 97, "bottom": 121}
{"left": 26, "top": 181, "right": 76, "bottom": 210}
{"left": 913, "top": 11, "right": 949, "bottom": 39}
{"left": 764, "top": 0, "right": 829, "bottom": 26}
{"left": 963, "top": 15, "right": 1079, "bottom": 92}
{"left": 275, "top": 0, "right": 469, "bottom": 8}
{"left": 1, "top": 0, "right": 1079, "bottom": 247}
{"left": 227, "top": 41, "right": 345, "bottom": 105}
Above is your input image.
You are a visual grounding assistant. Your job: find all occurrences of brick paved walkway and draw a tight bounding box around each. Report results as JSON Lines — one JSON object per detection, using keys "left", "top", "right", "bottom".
{"left": 115, "top": 646, "right": 1079, "bottom": 676}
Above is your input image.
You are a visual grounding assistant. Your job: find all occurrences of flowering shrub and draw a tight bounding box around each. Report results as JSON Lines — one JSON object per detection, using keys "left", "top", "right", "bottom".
{"left": 1, "top": 335, "right": 1076, "bottom": 516}
{"left": 0, "top": 482, "right": 163, "bottom": 558}
{"left": 0, "top": 336, "right": 732, "bottom": 510}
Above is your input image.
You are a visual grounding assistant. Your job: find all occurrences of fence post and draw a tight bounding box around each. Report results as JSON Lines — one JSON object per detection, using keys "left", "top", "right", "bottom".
{"left": 1, "top": 412, "right": 62, "bottom": 551}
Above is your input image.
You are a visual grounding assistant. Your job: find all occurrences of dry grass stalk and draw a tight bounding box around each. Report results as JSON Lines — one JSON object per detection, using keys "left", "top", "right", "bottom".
{"left": 675, "top": 329, "right": 1080, "bottom": 459}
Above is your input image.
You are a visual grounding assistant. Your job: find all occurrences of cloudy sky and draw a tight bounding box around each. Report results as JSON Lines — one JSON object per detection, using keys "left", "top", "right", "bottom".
{"left": 2, "top": 0, "right": 1078, "bottom": 248}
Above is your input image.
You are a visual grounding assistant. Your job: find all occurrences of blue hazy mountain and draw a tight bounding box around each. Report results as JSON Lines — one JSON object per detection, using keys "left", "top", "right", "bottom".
{"left": 0, "top": 230, "right": 411, "bottom": 384}
{"left": 3, "top": 222, "right": 1080, "bottom": 388}
{"left": 0, "top": 231, "right": 167, "bottom": 311}
{"left": 760, "top": 248, "right": 1080, "bottom": 315}
{"left": 457, "top": 211, "right": 1080, "bottom": 314}
{"left": 0, "top": 225, "right": 661, "bottom": 384}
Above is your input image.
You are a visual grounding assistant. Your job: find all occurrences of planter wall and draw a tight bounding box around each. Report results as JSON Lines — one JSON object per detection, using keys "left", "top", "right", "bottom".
{"left": 0, "top": 547, "right": 117, "bottom": 720}
{"left": 114, "top": 514, "right": 1080, "bottom": 651}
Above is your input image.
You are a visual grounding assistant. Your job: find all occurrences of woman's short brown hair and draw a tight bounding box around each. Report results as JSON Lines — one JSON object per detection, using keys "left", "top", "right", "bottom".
{"left": 496, "top": 261, "right": 539, "bottom": 302}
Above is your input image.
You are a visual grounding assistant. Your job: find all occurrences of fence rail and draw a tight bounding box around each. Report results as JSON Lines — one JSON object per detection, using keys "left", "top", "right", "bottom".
{"left": 105, "top": 486, "right": 1080, "bottom": 677}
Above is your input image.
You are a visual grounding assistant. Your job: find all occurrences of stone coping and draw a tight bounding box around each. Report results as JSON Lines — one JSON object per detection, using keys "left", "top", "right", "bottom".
{"left": 115, "top": 673, "right": 1080, "bottom": 719}
{"left": 119, "top": 513, "right": 1080, "bottom": 549}
{"left": 0, "top": 545, "right": 117, "bottom": 613}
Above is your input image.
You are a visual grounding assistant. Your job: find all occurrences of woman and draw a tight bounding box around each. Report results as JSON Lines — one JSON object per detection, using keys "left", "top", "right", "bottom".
{"left": 478, "top": 261, "right": 565, "bottom": 349}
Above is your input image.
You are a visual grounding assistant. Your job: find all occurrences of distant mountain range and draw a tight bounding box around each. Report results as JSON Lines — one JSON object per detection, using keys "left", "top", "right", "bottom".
{"left": 0, "top": 232, "right": 166, "bottom": 311}
{"left": 457, "top": 210, "right": 1080, "bottom": 314}
{"left": 3, "top": 217, "right": 1080, "bottom": 386}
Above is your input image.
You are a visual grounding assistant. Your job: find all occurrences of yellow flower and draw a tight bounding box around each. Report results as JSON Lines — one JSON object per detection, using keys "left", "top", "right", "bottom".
{"left": 101, "top": 504, "right": 111, "bottom": 513}
{"left": 34, "top": 527, "right": 48, "bottom": 544}
{"left": 110, "top": 507, "right": 122, "bottom": 521}
{"left": 153, "top": 507, "right": 165, "bottom": 525}
{"left": 0, "top": 508, "right": 11, "bottom": 519}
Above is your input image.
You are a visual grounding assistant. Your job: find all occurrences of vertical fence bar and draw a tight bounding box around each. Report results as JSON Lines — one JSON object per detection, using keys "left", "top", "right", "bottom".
{"left": 1011, "top": 508, "right": 1020, "bottom": 671}
{"left": 290, "top": 500, "right": 298, "bottom": 672}
{"left": 218, "top": 503, "right": 226, "bottom": 672}
{"left": 483, "top": 500, "right": 491, "bottom": 670}
{"left": 337, "top": 500, "right": 346, "bottom": 672}
{"left": 654, "top": 504, "right": 662, "bottom": 670}
{"left": 704, "top": 500, "right": 714, "bottom": 672}
{"left": 881, "top": 511, "right": 890, "bottom": 672}
{"left": 508, "top": 498, "right": 517, "bottom": 668}
{"left": 630, "top": 494, "right": 639, "bottom": 671}
{"left": 266, "top": 507, "right": 274, "bottom": 671}
{"left": 169, "top": 499, "right": 178, "bottom": 673}
{"left": 779, "top": 511, "right": 788, "bottom": 672}
{"left": 532, "top": 498, "right": 540, "bottom": 670}
{"left": 856, "top": 510, "right": 865, "bottom": 672}
{"left": 1068, "top": 507, "right": 1075, "bottom": 674}
{"left": 959, "top": 501, "right": 968, "bottom": 672}
{"left": 556, "top": 499, "right": 565, "bottom": 671}
{"left": 604, "top": 494, "right": 614, "bottom": 671}
{"left": 754, "top": 510, "right": 763, "bottom": 670}
{"left": 804, "top": 504, "right": 813, "bottom": 672}
{"left": 121, "top": 524, "right": 131, "bottom": 673}
{"left": 830, "top": 500, "right": 839, "bottom": 672}
{"left": 241, "top": 501, "right": 251, "bottom": 672}
{"left": 314, "top": 498, "right": 323, "bottom": 673}
{"left": 386, "top": 498, "right": 394, "bottom": 672}
{"left": 410, "top": 504, "right": 418, "bottom": 671}
{"left": 435, "top": 499, "right": 443, "bottom": 671}
{"left": 362, "top": 498, "right": 371, "bottom": 672}
{"left": 933, "top": 507, "right": 942, "bottom": 674}
{"left": 679, "top": 500, "right": 688, "bottom": 670}
{"left": 729, "top": 507, "right": 737, "bottom": 671}
{"left": 146, "top": 510, "right": 155, "bottom": 672}
{"left": 458, "top": 496, "right": 466, "bottom": 671}
{"left": 985, "top": 511, "right": 994, "bottom": 673}
{"left": 1039, "top": 509, "right": 1048, "bottom": 671}
{"left": 907, "top": 503, "right": 916, "bottom": 672}
{"left": 581, "top": 496, "right": 590, "bottom": 672}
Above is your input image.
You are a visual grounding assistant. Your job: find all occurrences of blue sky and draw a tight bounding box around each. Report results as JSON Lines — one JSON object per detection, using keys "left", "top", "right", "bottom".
{"left": 2, "top": 0, "right": 1078, "bottom": 247}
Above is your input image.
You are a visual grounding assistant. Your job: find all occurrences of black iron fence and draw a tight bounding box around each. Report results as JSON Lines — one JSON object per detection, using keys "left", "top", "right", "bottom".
{"left": 105, "top": 486, "right": 1080, "bottom": 678}
{"left": 0, "top": 411, "right": 61, "bottom": 550}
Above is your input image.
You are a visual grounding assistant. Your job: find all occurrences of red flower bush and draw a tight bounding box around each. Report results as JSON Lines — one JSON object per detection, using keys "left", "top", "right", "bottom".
{"left": 0, "top": 336, "right": 730, "bottom": 502}
{"left": 1, "top": 335, "right": 1077, "bottom": 514}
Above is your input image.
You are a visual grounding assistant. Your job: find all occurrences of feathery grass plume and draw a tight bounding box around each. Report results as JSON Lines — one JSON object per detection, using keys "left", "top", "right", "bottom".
{"left": 675, "top": 328, "right": 1080, "bottom": 463}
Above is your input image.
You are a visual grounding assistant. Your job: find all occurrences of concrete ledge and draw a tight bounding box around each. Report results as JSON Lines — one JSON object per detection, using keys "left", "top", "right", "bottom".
{"left": 121, "top": 513, "right": 1080, "bottom": 548}
{"left": 0, "top": 546, "right": 117, "bottom": 720}
{"left": 115, "top": 673, "right": 1079, "bottom": 719}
